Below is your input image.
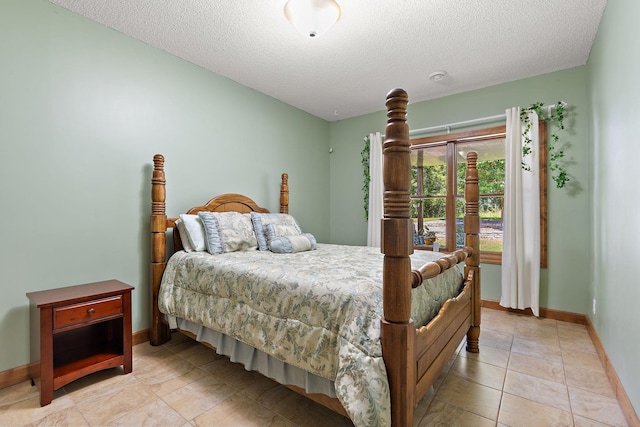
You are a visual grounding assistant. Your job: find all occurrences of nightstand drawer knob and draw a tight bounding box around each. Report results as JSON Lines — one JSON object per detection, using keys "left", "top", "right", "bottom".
{"left": 87, "top": 308, "right": 95, "bottom": 315}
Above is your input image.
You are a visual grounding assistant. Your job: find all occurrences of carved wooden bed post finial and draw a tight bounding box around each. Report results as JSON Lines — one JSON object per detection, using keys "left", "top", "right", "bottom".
{"left": 152, "top": 155, "right": 166, "bottom": 215}
{"left": 380, "top": 88, "right": 416, "bottom": 427}
{"left": 280, "top": 173, "right": 289, "bottom": 214}
{"left": 150, "top": 154, "right": 171, "bottom": 346}
{"left": 464, "top": 152, "right": 481, "bottom": 353}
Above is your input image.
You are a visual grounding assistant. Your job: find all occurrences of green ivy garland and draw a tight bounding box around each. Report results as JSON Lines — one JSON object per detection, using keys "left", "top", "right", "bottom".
{"left": 520, "top": 102, "right": 569, "bottom": 188}
{"left": 361, "top": 135, "right": 371, "bottom": 220}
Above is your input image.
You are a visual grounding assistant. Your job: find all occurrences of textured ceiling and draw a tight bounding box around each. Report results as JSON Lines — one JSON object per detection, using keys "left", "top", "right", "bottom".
{"left": 49, "top": 0, "right": 607, "bottom": 121}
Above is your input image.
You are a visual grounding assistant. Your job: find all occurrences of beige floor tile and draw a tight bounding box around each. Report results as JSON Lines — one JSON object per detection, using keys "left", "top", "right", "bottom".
{"left": 511, "top": 337, "right": 563, "bottom": 362}
{"left": 166, "top": 338, "right": 205, "bottom": 357}
{"left": 564, "top": 365, "right": 615, "bottom": 398}
{"left": 498, "top": 393, "right": 573, "bottom": 427}
{"left": 108, "top": 397, "right": 188, "bottom": 426}
{"left": 573, "top": 414, "right": 616, "bottom": 427}
{"left": 76, "top": 381, "right": 158, "bottom": 426}
{"left": 417, "top": 399, "right": 495, "bottom": 427}
{"left": 450, "top": 354, "right": 506, "bottom": 390}
{"left": 148, "top": 363, "right": 206, "bottom": 398}
{"left": 516, "top": 314, "right": 558, "bottom": 329}
{"left": 514, "top": 322, "right": 560, "bottom": 347}
{"left": 174, "top": 342, "right": 224, "bottom": 367}
{"left": 257, "top": 384, "right": 353, "bottom": 427}
{"left": 562, "top": 348, "right": 605, "bottom": 372}
{"left": 459, "top": 343, "right": 510, "bottom": 368}
{"left": 478, "top": 327, "right": 514, "bottom": 351}
{"left": 266, "top": 415, "right": 299, "bottom": 427}
{"left": 237, "top": 374, "right": 282, "bottom": 402}
{"left": 557, "top": 319, "right": 588, "bottom": 331}
{"left": 0, "top": 381, "right": 40, "bottom": 414}
{"left": 558, "top": 328, "right": 598, "bottom": 354}
{"left": 556, "top": 321, "right": 590, "bottom": 335}
{"left": 557, "top": 326, "right": 592, "bottom": 340}
{"left": 433, "top": 372, "right": 502, "bottom": 420}
{"left": 64, "top": 367, "right": 138, "bottom": 403}
{"left": 161, "top": 374, "right": 236, "bottom": 421}
{"left": 508, "top": 352, "right": 565, "bottom": 384}
{"left": 0, "top": 381, "right": 41, "bottom": 407}
{"left": 503, "top": 370, "right": 570, "bottom": 412}
{"left": 569, "top": 386, "right": 628, "bottom": 427}
{"left": 134, "top": 352, "right": 195, "bottom": 380}
{"left": 0, "top": 393, "right": 75, "bottom": 427}
{"left": 25, "top": 405, "right": 89, "bottom": 427}
{"left": 133, "top": 341, "right": 175, "bottom": 359}
{"left": 193, "top": 393, "right": 284, "bottom": 427}
{"left": 480, "top": 309, "right": 517, "bottom": 335}
{"left": 201, "top": 357, "right": 270, "bottom": 392}
{"left": 130, "top": 349, "right": 179, "bottom": 378}
{"left": 162, "top": 331, "right": 195, "bottom": 349}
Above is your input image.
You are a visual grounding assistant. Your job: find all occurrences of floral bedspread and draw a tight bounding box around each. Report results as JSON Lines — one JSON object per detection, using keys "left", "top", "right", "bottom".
{"left": 158, "top": 244, "right": 463, "bottom": 427}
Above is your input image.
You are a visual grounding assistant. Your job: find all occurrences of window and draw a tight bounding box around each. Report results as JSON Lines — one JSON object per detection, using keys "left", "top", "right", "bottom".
{"left": 410, "top": 124, "right": 547, "bottom": 266}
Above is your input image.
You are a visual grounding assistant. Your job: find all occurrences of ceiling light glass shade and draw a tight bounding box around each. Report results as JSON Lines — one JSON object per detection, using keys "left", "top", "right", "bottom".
{"left": 284, "top": 0, "right": 341, "bottom": 38}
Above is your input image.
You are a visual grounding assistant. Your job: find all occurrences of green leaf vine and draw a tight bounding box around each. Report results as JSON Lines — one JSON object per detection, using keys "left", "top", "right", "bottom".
{"left": 362, "top": 135, "right": 371, "bottom": 220}
{"left": 520, "top": 102, "right": 569, "bottom": 188}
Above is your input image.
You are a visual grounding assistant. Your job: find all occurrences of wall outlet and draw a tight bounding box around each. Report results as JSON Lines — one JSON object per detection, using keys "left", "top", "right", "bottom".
{"left": 592, "top": 298, "right": 597, "bottom": 315}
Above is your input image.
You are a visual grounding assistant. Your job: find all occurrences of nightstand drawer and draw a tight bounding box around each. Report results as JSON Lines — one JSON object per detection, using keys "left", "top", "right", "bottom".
{"left": 54, "top": 295, "right": 123, "bottom": 330}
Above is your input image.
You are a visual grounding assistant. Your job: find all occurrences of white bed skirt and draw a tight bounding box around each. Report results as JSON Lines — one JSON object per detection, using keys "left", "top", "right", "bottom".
{"left": 171, "top": 316, "right": 338, "bottom": 398}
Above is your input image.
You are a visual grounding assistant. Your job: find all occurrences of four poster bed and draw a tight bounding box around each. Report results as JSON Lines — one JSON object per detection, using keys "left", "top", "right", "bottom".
{"left": 149, "top": 88, "right": 481, "bottom": 427}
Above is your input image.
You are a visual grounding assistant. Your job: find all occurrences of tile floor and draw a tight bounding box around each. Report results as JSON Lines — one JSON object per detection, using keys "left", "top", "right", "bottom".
{"left": 0, "top": 308, "right": 629, "bottom": 426}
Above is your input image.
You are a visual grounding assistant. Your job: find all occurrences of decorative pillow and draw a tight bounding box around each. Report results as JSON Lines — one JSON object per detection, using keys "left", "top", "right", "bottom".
{"left": 265, "top": 223, "right": 303, "bottom": 245}
{"left": 178, "top": 214, "right": 207, "bottom": 252}
{"left": 198, "top": 211, "right": 258, "bottom": 254}
{"left": 250, "top": 212, "right": 302, "bottom": 251}
{"left": 269, "top": 234, "right": 317, "bottom": 253}
{"left": 175, "top": 219, "right": 195, "bottom": 252}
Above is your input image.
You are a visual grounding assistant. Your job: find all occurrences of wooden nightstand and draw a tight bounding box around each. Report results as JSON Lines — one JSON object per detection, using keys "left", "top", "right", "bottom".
{"left": 26, "top": 279, "right": 134, "bottom": 406}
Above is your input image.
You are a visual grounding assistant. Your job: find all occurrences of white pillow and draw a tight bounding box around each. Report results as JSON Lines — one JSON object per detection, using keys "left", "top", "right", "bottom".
{"left": 175, "top": 219, "right": 194, "bottom": 252}
{"left": 178, "top": 214, "right": 207, "bottom": 252}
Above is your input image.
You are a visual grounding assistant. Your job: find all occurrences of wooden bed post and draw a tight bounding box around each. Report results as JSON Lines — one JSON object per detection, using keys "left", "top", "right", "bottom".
{"left": 280, "top": 173, "right": 289, "bottom": 214}
{"left": 150, "top": 154, "right": 171, "bottom": 346}
{"left": 464, "top": 152, "right": 481, "bottom": 352}
{"left": 380, "top": 88, "right": 415, "bottom": 427}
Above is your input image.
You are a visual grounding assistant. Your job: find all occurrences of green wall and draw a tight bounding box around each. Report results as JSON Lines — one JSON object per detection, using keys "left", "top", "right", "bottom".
{"left": 588, "top": 0, "right": 640, "bottom": 413}
{"left": 329, "top": 67, "right": 591, "bottom": 315}
{"left": 0, "top": 0, "right": 330, "bottom": 372}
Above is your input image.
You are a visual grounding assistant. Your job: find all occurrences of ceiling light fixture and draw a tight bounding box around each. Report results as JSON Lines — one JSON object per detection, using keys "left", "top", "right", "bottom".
{"left": 429, "top": 70, "right": 448, "bottom": 82}
{"left": 284, "top": 0, "right": 342, "bottom": 38}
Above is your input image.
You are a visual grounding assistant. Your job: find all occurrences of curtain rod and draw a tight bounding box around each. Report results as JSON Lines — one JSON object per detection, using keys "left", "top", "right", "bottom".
{"left": 380, "top": 102, "right": 565, "bottom": 137}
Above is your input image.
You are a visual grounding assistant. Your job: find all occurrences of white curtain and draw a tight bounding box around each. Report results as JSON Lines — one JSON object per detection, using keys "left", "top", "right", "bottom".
{"left": 500, "top": 108, "right": 541, "bottom": 316}
{"left": 367, "top": 132, "right": 383, "bottom": 247}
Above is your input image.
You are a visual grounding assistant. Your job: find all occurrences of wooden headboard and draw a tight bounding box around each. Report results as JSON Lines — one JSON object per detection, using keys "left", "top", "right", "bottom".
{"left": 149, "top": 154, "right": 290, "bottom": 344}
